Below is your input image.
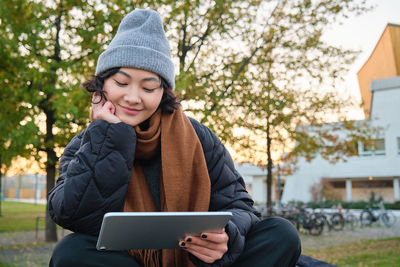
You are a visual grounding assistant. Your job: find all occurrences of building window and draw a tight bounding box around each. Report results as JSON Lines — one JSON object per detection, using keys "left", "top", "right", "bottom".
{"left": 330, "top": 181, "right": 346, "bottom": 188}
{"left": 352, "top": 180, "right": 393, "bottom": 188}
{"left": 359, "top": 138, "right": 385, "bottom": 156}
{"left": 398, "top": 137, "right": 400, "bottom": 155}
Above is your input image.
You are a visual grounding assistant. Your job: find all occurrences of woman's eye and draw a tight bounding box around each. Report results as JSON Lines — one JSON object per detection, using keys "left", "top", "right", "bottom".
{"left": 143, "top": 87, "right": 157, "bottom": 92}
{"left": 114, "top": 79, "right": 128, "bottom": 86}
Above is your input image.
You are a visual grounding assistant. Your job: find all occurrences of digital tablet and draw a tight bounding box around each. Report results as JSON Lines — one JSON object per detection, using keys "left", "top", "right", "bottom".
{"left": 96, "top": 211, "right": 232, "bottom": 251}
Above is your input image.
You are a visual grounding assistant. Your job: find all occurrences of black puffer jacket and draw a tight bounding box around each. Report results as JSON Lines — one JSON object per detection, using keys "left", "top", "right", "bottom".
{"left": 48, "top": 118, "right": 260, "bottom": 266}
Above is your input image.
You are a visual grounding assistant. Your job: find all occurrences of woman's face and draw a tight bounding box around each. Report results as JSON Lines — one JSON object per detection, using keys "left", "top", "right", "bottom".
{"left": 103, "top": 67, "right": 164, "bottom": 126}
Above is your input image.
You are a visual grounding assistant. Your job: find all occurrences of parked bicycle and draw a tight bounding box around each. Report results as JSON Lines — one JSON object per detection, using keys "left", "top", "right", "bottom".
{"left": 290, "top": 207, "right": 324, "bottom": 236}
{"left": 314, "top": 209, "right": 344, "bottom": 232}
{"left": 342, "top": 209, "right": 358, "bottom": 230}
{"left": 335, "top": 204, "right": 358, "bottom": 230}
{"left": 360, "top": 201, "right": 397, "bottom": 227}
{"left": 271, "top": 203, "right": 324, "bottom": 235}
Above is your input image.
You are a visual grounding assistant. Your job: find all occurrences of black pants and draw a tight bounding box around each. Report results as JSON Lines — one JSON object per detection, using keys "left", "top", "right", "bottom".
{"left": 50, "top": 217, "right": 301, "bottom": 267}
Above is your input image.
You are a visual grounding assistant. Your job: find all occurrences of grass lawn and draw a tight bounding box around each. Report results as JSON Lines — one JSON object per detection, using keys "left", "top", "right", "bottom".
{"left": 303, "top": 237, "right": 400, "bottom": 267}
{"left": 0, "top": 262, "right": 17, "bottom": 267}
{"left": 0, "top": 201, "right": 46, "bottom": 232}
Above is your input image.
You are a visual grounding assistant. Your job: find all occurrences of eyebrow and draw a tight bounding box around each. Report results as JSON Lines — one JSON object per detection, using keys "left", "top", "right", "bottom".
{"left": 117, "top": 70, "right": 160, "bottom": 83}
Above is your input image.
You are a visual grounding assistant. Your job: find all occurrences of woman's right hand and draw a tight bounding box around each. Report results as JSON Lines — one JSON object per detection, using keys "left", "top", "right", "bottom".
{"left": 91, "top": 94, "right": 121, "bottom": 124}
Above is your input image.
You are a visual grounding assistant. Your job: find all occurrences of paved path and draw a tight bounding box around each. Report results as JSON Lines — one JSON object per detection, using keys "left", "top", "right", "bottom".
{"left": 301, "top": 222, "right": 400, "bottom": 250}
{"left": 0, "top": 230, "right": 70, "bottom": 267}
{"left": 0, "top": 229, "right": 71, "bottom": 246}
{"left": 0, "top": 223, "right": 399, "bottom": 266}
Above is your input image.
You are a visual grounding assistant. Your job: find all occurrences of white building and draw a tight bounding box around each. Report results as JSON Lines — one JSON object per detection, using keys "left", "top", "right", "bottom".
{"left": 282, "top": 76, "right": 400, "bottom": 203}
{"left": 282, "top": 24, "right": 400, "bottom": 203}
{"left": 235, "top": 162, "right": 287, "bottom": 206}
{"left": 235, "top": 163, "right": 269, "bottom": 205}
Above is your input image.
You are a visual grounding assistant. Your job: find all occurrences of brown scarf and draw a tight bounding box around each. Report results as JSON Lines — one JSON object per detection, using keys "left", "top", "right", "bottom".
{"left": 124, "top": 107, "right": 211, "bottom": 267}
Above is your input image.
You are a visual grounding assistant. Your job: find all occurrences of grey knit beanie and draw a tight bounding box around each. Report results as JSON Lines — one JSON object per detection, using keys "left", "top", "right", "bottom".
{"left": 95, "top": 9, "right": 175, "bottom": 88}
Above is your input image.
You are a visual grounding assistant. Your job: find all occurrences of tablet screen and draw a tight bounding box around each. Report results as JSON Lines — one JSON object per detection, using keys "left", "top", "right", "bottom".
{"left": 96, "top": 211, "right": 232, "bottom": 250}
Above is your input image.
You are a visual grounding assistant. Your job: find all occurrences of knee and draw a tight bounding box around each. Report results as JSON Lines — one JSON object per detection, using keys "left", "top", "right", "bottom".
{"left": 268, "top": 217, "right": 301, "bottom": 255}
{"left": 255, "top": 217, "right": 301, "bottom": 255}
{"left": 241, "top": 217, "right": 301, "bottom": 266}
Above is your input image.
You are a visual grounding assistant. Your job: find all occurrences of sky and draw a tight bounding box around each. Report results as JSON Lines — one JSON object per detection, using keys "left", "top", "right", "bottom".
{"left": 322, "top": 0, "right": 400, "bottom": 119}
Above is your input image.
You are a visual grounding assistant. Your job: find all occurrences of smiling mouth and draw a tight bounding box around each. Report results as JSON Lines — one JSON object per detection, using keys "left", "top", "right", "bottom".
{"left": 120, "top": 105, "right": 141, "bottom": 115}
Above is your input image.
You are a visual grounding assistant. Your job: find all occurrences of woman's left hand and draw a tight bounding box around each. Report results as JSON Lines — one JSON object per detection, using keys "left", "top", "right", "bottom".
{"left": 179, "top": 228, "right": 229, "bottom": 264}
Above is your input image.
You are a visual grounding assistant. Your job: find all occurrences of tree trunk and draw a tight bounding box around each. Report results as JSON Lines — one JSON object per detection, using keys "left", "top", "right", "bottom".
{"left": 44, "top": 92, "right": 58, "bottom": 242}
{"left": 266, "top": 122, "right": 273, "bottom": 216}
{"left": 44, "top": 5, "right": 63, "bottom": 243}
{"left": 45, "top": 149, "right": 58, "bottom": 242}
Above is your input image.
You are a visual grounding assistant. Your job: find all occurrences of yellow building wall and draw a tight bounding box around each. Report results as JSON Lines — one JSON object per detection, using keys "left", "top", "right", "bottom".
{"left": 3, "top": 189, "right": 46, "bottom": 199}
{"left": 333, "top": 187, "right": 394, "bottom": 202}
{"left": 6, "top": 189, "right": 17, "bottom": 198}
{"left": 352, "top": 187, "right": 394, "bottom": 202}
{"left": 357, "top": 24, "right": 400, "bottom": 117}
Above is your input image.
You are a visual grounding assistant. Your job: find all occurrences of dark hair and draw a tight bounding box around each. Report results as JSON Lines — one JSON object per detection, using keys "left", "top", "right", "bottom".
{"left": 82, "top": 67, "right": 180, "bottom": 113}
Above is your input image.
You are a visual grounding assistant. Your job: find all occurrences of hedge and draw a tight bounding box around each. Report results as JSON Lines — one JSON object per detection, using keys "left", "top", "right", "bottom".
{"left": 303, "top": 200, "right": 400, "bottom": 210}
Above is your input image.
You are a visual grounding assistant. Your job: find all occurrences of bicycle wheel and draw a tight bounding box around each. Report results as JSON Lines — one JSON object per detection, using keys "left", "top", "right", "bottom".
{"left": 381, "top": 212, "right": 397, "bottom": 227}
{"left": 312, "top": 213, "right": 327, "bottom": 232}
{"left": 345, "top": 214, "right": 357, "bottom": 230}
{"left": 308, "top": 219, "right": 323, "bottom": 236}
{"left": 331, "top": 213, "right": 344, "bottom": 231}
{"left": 360, "top": 211, "right": 373, "bottom": 226}
{"left": 286, "top": 213, "right": 301, "bottom": 231}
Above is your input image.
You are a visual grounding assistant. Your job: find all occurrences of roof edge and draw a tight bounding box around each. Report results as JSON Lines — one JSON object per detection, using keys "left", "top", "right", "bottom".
{"left": 357, "top": 23, "right": 399, "bottom": 75}
{"left": 370, "top": 75, "right": 400, "bottom": 92}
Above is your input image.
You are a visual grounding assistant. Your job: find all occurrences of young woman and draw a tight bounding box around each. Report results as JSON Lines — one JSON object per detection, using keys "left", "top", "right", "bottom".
{"left": 48, "top": 9, "right": 301, "bottom": 267}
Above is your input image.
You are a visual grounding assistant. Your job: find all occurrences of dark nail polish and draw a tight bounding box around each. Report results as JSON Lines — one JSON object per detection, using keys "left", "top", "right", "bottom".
{"left": 180, "top": 241, "right": 186, "bottom": 247}
{"left": 201, "top": 234, "right": 207, "bottom": 239}
{"left": 186, "top": 238, "right": 192, "bottom": 242}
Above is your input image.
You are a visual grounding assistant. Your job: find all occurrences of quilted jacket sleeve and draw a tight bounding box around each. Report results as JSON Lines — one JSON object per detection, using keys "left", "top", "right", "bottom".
{"left": 188, "top": 118, "right": 261, "bottom": 267}
{"left": 48, "top": 120, "right": 136, "bottom": 235}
